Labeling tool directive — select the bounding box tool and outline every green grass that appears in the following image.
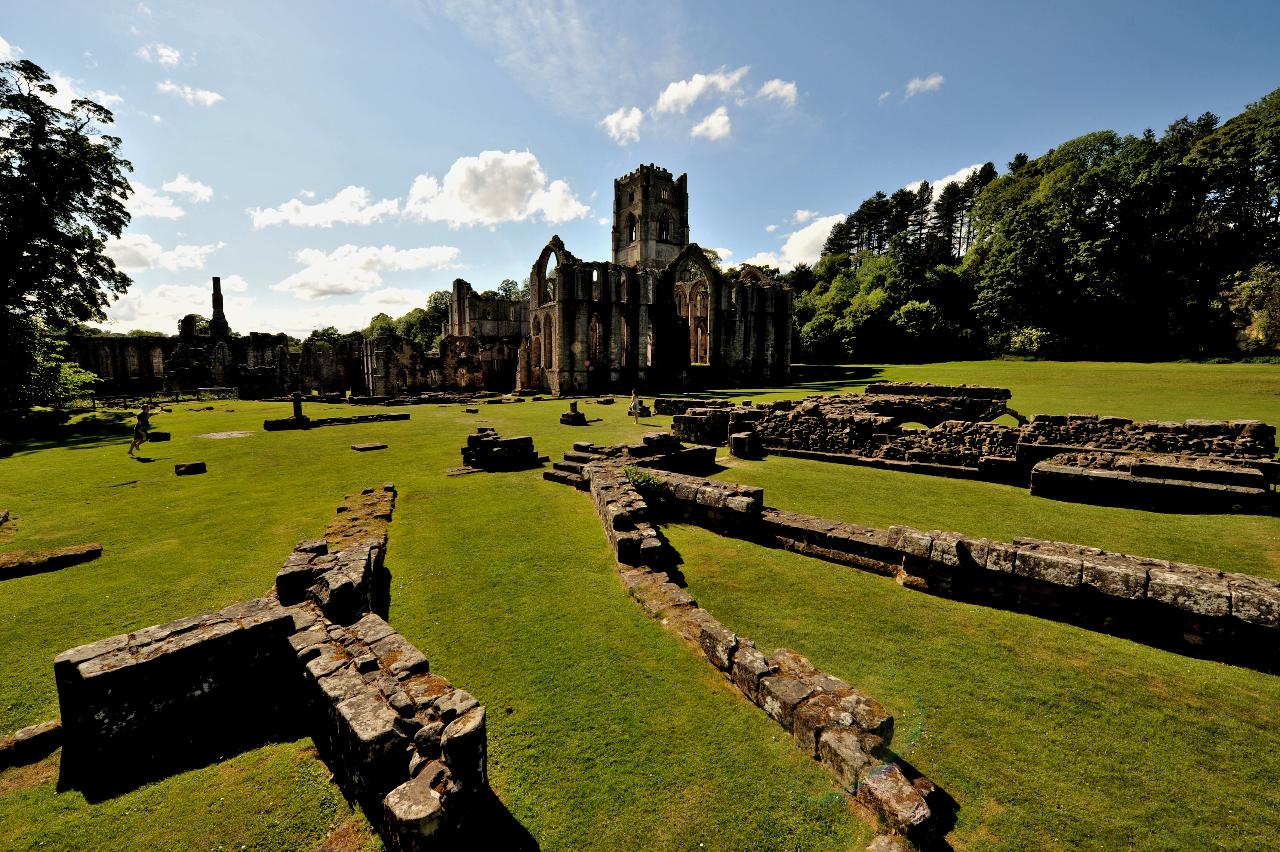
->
[0,360,1277,849]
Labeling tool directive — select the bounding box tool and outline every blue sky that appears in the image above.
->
[5,0,1279,335]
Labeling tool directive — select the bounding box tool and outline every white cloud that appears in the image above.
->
[792,209,816,224]
[598,217,610,226]
[128,182,185,219]
[162,173,213,203]
[600,106,643,144]
[83,51,97,68]
[107,233,224,272]
[150,114,162,123]
[691,106,731,141]
[272,244,462,300]
[741,214,843,273]
[249,185,399,229]
[904,163,984,200]
[764,224,778,233]
[157,80,223,107]
[359,287,429,309]
[708,247,733,262]
[0,36,21,61]
[904,72,944,99]
[404,150,588,228]
[299,190,316,199]
[878,90,891,105]
[40,71,123,113]
[756,79,797,108]
[220,274,250,292]
[136,3,152,16]
[656,66,748,114]
[136,42,181,66]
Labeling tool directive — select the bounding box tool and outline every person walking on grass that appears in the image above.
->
[628,388,643,424]
[128,402,157,457]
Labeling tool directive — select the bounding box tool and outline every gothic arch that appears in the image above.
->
[667,242,719,287]
[532,236,574,306]
[625,213,638,243]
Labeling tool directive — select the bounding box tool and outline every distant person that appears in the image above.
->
[628,388,643,424]
[128,402,157,457]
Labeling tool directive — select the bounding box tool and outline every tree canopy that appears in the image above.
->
[792,87,1280,362]
[0,59,134,407]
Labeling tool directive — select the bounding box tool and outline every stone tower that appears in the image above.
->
[209,276,230,340]
[612,164,689,267]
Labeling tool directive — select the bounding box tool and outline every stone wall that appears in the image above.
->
[632,470,1280,670]
[1030,452,1271,513]
[556,442,950,842]
[55,484,491,848]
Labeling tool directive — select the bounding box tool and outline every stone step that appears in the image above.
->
[542,469,583,489]
[553,460,585,475]
[563,451,596,463]
[572,442,605,455]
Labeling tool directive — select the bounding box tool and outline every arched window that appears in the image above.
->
[125,347,140,378]
[98,346,113,379]
[531,317,542,368]
[150,346,165,377]
[626,213,637,243]
[690,283,711,365]
[675,286,689,322]
[658,212,672,242]
[620,320,630,367]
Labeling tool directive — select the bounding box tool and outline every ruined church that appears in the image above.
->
[516,164,792,395]
[71,165,792,398]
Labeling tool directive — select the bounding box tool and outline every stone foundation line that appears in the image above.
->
[622,462,1280,671]
[546,437,951,845]
[0,543,102,581]
[664,383,1277,514]
[53,485,491,849]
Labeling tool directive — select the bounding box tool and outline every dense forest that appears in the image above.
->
[776,87,1280,362]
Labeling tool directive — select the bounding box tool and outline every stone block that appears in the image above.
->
[1014,547,1082,586]
[352,442,388,451]
[758,675,816,731]
[1081,554,1156,600]
[1228,573,1280,628]
[147,431,171,442]
[441,705,487,789]
[383,770,447,842]
[856,762,932,836]
[818,726,874,791]
[729,641,776,703]
[792,692,854,758]
[174,461,207,476]
[698,620,738,671]
[370,632,430,677]
[1148,563,1231,617]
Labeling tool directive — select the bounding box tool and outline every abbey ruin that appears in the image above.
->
[70,165,792,400]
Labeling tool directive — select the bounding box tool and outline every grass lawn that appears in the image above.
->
[0,359,1277,849]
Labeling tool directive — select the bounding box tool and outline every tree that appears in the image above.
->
[306,326,344,346]
[0,59,133,408]
[364,312,395,339]
[1231,264,1280,350]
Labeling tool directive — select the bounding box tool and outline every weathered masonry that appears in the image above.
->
[55,486,492,848]
[517,165,792,396]
[668,383,1278,513]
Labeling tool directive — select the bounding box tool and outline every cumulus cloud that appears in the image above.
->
[600,106,643,144]
[359,287,430,309]
[128,182,185,219]
[249,186,400,229]
[756,79,797,108]
[162,173,213,203]
[691,106,731,141]
[107,233,223,272]
[656,66,748,114]
[764,224,778,233]
[878,90,891,105]
[272,244,461,300]
[708,247,733,263]
[38,71,123,113]
[220,274,250,292]
[0,36,20,61]
[404,150,588,228]
[157,80,223,107]
[136,42,181,66]
[792,209,816,224]
[740,214,843,273]
[905,72,944,99]
[904,163,984,200]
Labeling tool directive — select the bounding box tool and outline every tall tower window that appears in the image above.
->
[658,212,672,242]
[626,213,637,243]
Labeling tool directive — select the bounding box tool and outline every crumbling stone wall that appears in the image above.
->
[1030,451,1271,513]
[56,485,490,848]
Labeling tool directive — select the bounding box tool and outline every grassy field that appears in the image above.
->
[0,360,1277,849]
